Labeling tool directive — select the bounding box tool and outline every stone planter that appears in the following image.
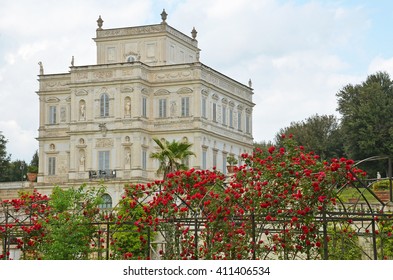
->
[227,166,236,173]
[374,190,390,202]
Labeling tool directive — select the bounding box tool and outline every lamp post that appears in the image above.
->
[20,163,25,182]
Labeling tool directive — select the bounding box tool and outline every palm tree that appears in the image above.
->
[150,138,196,179]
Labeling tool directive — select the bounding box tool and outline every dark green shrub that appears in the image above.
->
[372,179,391,191]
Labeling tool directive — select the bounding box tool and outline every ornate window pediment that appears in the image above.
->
[141,88,151,96]
[154,89,170,96]
[177,87,193,95]
[120,86,134,93]
[75,89,88,96]
[46,97,60,103]
[201,89,209,97]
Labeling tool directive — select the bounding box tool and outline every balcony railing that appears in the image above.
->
[88,170,116,180]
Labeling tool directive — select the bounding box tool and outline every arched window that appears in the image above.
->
[100,93,109,117]
[99,194,112,209]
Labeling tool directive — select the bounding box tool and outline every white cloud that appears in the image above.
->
[368,56,393,77]
[0,0,389,160]
[0,120,37,161]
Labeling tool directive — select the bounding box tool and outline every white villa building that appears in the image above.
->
[5,10,254,207]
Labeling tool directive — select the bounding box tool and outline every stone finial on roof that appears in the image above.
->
[191,27,197,40]
[161,9,168,24]
[97,15,104,30]
[38,61,44,75]
[248,79,252,88]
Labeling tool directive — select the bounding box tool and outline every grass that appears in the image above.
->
[336,188,379,203]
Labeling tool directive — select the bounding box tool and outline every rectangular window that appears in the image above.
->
[100,94,109,117]
[246,115,250,133]
[49,106,57,124]
[98,151,110,171]
[181,97,190,117]
[202,98,206,118]
[238,112,242,131]
[222,106,227,125]
[202,149,207,169]
[142,96,147,117]
[213,150,217,168]
[212,103,217,122]
[181,156,189,169]
[142,150,147,170]
[48,157,56,175]
[222,153,227,175]
[229,108,233,127]
[159,99,167,118]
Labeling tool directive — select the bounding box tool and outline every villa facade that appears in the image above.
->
[34,11,254,206]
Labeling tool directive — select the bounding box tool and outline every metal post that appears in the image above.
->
[371,218,378,260]
[388,157,392,203]
[147,227,151,259]
[106,221,110,260]
[322,206,328,260]
[194,216,198,260]
[251,213,256,260]
[3,204,8,260]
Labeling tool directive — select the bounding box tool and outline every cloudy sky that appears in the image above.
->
[1,0,393,162]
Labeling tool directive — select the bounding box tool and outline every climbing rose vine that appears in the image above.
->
[122,136,366,260]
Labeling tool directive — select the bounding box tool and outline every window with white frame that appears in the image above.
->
[48,157,56,175]
[202,98,207,118]
[202,149,207,169]
[246,114,251,134]
[98,151,110,171]
[159,99,167,118]
[238,111,242,131]
[222,105,227,125]
[142,96,147,118]
[213,150,218,168]
[229,108,233,128]
[100,93,109,117]
[99,194,112,209]
[222,153,227,175]
[181,97,190,117]
[212,103,217,122]
[142,149,147,170]
[49,106,57,124]
[181,156,190,169]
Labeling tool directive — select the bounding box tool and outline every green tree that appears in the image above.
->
[337,72,393,175]
[150,138,196,179]
[38,185,105,259]
[274,114,344,159]
[110,196,151,259]
[28,150,39,173]
[253,140,274,152]
[0,132,11,182]
[7,160,27,182]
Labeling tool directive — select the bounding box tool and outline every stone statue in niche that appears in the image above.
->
[80,155,85,166]
[125,100,131,116]
[79,153,85,172]
[170,101,177,117]
[80,103,86,120]
[125,149,131,169]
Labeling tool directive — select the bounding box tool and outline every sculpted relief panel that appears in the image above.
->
[96,138,114,148]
